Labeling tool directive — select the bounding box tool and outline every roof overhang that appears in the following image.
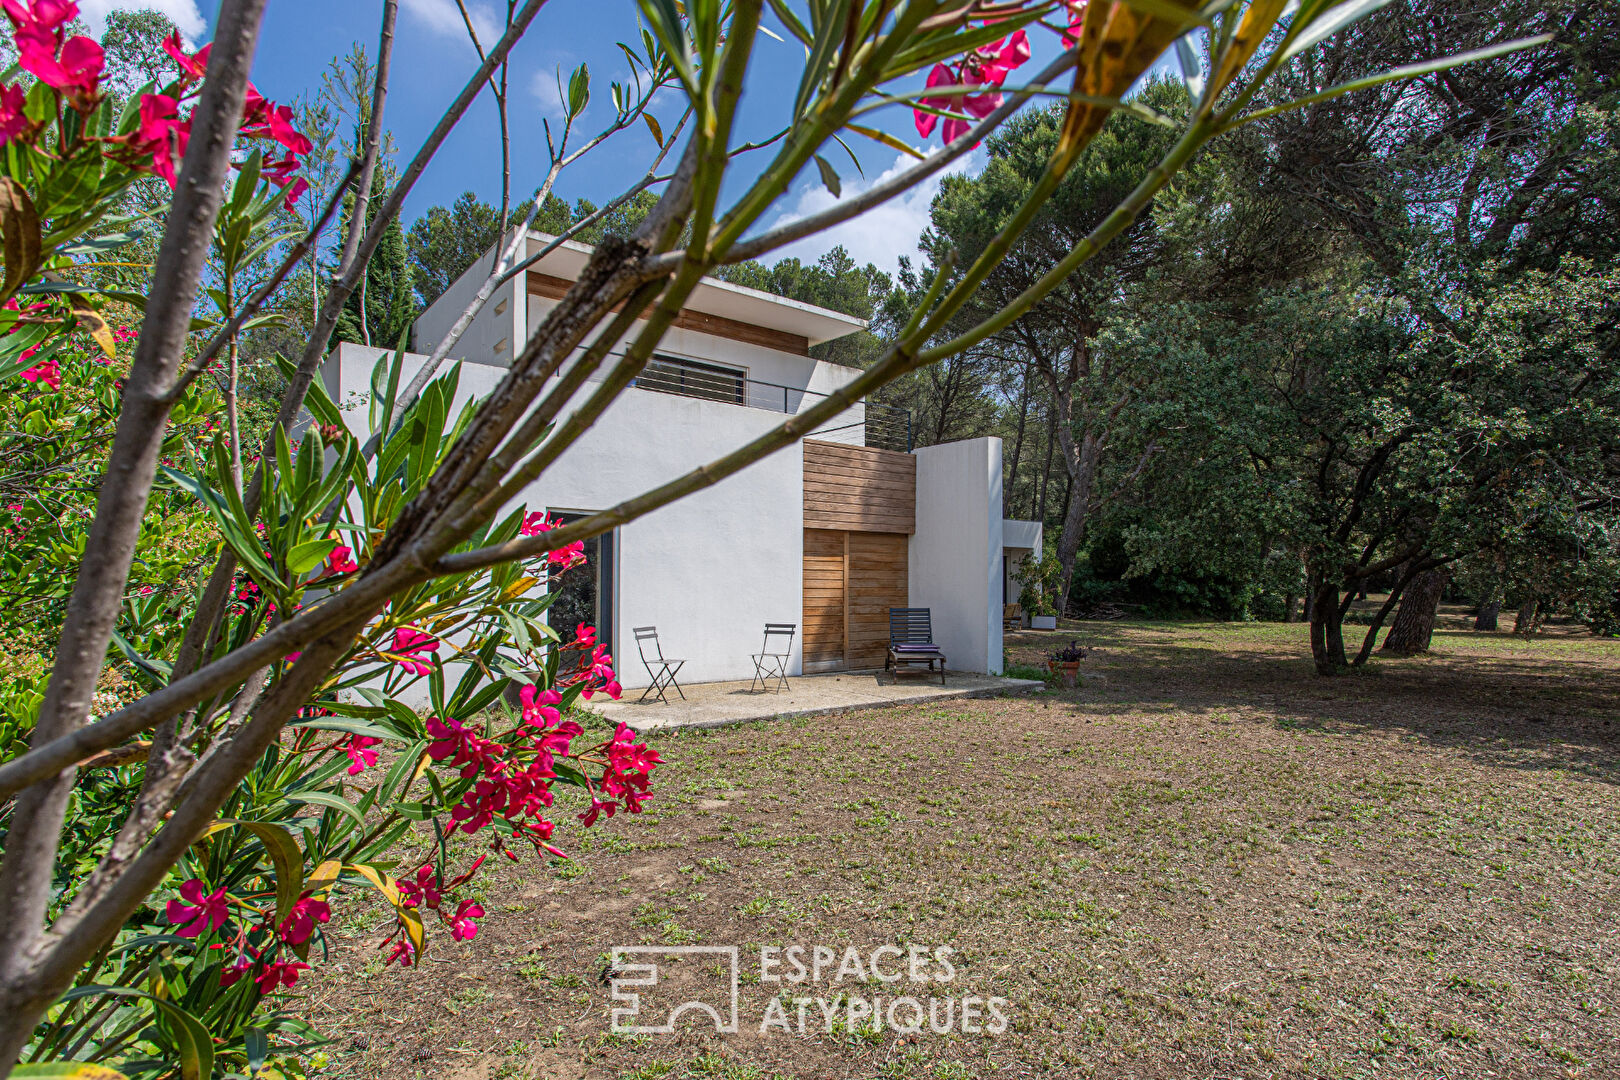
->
[522,233,869,347]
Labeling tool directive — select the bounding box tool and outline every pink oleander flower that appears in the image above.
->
[325,544,358,575]
[912,30,1031,145]
[519,684,561,729]
[448,900,485,941]
[385,938,415,967]
[218,947,259,988]
[582,678,621,701]
[1062,0,1087,49]
[342,734,380,775]
[160,30,209,81]
[580,723,661,826]
[254,959,308,992]
[21,357,60,390]
[165,879,229,938]
[277,895,332,945]
[133,92,188,187]
[5,2,104,102]
[519,510,587,567]
[397,865,442,909]
[574,623,597,648]
[0,83,30,146]
[262,148,309,210]
[391,626,438,675]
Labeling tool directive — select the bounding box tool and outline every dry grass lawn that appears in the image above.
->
[302,617,1620,1080]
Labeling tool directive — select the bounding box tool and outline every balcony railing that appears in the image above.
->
[631,358,912,452]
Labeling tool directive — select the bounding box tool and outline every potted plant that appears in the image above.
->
[1047,640,1087,688]
[1015,549,1061,630]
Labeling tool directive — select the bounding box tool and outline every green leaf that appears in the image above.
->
[845,122,924,160]
[1279,0,1394,61]
[551,760,592,790]
[291,715,398,741]
[1229,35,1553,127]
[221,819,305,925]
[568,62,591,118]
[57,987,212,1080]
[287,537,338,577]
[286,789,367,827]
[13,1064,131,1079]
[245,1027,269,1077]
[814,154,841,198]
[109,627,173,684]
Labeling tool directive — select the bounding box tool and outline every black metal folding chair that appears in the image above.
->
[749,623,796,693]
[885,607,947,684]
[633,626,686,704]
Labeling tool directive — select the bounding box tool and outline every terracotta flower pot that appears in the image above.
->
[1047,660,1081,688]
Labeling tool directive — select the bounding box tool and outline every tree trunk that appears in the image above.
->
[1050,385,1100,617]
[1308,577,1348,674]
[1474,592,1501,631]
[1035,401,1056,522]
[1514,598,1540,635]
[1006,373,1030,517]
[1379,567,1449,654]
[1282,593,1296,622]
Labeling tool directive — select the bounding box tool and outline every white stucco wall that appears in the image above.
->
[909,438,1004,674]
[524,294,867,444]
[410,230,524,367]
[1001,518,1044,609]
[325,342,807,697]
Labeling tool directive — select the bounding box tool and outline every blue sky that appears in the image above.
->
[79,0,1178,276]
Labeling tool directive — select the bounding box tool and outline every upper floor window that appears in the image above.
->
[636,354,746,405]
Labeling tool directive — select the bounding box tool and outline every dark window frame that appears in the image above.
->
[636,353,747,405]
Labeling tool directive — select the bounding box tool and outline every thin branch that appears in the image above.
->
[0,0,271,1052]
[165,158,362,401]
[651,52,1078,274]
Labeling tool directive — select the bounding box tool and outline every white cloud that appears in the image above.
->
[399,0,500,47]
[529,68,566,118]
[78,0,206,39]
[758,149,983,278]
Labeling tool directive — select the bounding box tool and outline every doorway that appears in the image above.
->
[547,512,615,655]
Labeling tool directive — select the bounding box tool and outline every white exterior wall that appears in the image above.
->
[1001,518,1044,608]
[524,296,866,444]
[326,328,852,693]
[410,231,524,367]
[909,438,1004,674]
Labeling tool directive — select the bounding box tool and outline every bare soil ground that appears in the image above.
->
[302,616,1620,1080]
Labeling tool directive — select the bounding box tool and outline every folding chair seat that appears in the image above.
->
[750,623,796,693]
[633,626,685,704]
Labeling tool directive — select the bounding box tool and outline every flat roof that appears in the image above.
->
[523,233,869,348]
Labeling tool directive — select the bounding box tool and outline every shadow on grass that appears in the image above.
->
[1008,620,1620,787]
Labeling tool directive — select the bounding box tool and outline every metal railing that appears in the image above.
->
[631,357,912,452]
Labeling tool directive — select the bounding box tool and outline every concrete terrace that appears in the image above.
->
[584,670,1044,732]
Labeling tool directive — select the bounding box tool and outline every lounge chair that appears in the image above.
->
[1003,602,1024,632]
[886,607,946,684]
[749,623,796,694]
[632,626,686,704]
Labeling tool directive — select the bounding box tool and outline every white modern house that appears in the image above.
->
[323,231,1042,690]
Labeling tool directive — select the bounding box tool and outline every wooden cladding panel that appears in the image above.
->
[803,439,915,534]
[802,529,846,665]
[847,532,909,669]
[528,272,809,355]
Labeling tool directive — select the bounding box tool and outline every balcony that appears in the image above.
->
[632,354,912,452]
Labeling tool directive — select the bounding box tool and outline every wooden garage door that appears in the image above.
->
[802,529,908,671]
[847,532,908,669]
[803,529,846,671]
